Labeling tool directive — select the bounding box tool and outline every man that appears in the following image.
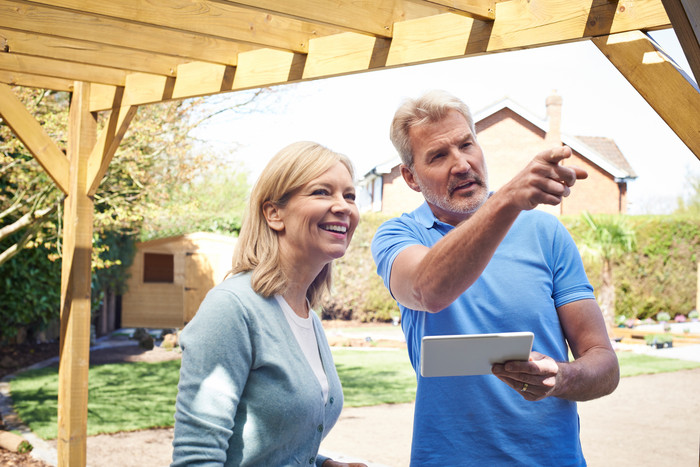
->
[371,90,619,466]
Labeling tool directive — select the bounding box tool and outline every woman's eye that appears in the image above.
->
[345,193,356,201]
[312,189,330,196]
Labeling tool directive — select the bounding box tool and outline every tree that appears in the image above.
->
[578,212,636,335]
[0,89,67,267]
[1,86,267,340]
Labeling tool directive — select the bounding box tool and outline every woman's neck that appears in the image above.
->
[279,258,319,319]
[281,284,310,319]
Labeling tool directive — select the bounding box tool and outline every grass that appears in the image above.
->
[8,348,700,440]
[9,360,181,440]
[331,348,416,407]
[617,351,700,377]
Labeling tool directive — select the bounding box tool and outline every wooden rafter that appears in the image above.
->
[86,88,137,196]
[593,30,700,160]
[0,83,69,193]
[659,0,700,83]
[0,0,672,99]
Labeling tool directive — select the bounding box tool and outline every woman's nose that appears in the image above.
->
[332,194,353,213]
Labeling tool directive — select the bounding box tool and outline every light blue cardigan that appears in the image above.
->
[172,272,343,466]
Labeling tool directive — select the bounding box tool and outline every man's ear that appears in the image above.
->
[400,164,422,193]
[262,201,285,232]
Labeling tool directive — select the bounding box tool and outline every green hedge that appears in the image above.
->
[324,212,699,323]
[0,232,137,344]
[565,214,699,321]
[0,242,62,342]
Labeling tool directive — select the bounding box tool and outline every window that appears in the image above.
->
[143,253,174,283]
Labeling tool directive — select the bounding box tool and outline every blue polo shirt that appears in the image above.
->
[372,202,593,466]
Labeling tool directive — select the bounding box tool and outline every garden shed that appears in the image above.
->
[121,232,237,329]
[0,1,698,466]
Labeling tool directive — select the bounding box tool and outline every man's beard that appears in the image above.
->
[414,171,489,217]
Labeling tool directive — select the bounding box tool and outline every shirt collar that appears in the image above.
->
[413,192,496,230]
[413,201,452,230]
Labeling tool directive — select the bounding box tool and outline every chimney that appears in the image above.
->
[545,90,562,146]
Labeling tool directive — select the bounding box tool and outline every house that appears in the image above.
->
[121,232,237,329]
[359,93,637,216]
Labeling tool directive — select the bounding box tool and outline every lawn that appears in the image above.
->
[8,348,700,440]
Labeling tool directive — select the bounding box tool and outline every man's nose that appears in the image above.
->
[449,149,471,174]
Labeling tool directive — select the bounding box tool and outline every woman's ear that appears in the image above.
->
[262,201,285,232]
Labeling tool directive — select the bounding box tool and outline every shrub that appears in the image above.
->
[0,242,61,343]
[656,311,671,322]
[566,214,699,322]
[322,212,397,322]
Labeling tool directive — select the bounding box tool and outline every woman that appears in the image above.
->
[172,142,366,467]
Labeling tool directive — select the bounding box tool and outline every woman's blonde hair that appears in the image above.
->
[231,141,355,308]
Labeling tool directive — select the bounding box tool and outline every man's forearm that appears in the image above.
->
[553,348,620,401]
[410,193,521,311]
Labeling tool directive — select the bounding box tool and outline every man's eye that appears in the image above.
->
[461,142,472,150]
[431,153,445,162]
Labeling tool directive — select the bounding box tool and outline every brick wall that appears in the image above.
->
[381,165,426,215]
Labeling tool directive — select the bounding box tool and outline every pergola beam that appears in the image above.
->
[593,30,700,160]
[0,28,187,77]
[57,81,95,466]
[659,0,700,83]
[84,0,672,112]
[0,69,74,91]
[23,0,345,53]
[87,88,137,196]
[0,83,69,193]
[0,0,251,66]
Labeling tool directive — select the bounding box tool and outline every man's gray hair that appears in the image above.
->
[389,90,476,167]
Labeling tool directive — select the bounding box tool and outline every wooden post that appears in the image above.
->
[57,81,96,467]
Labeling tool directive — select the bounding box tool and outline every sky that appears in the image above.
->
[193,29,699,215]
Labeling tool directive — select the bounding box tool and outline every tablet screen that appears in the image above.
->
[420,332,534,377]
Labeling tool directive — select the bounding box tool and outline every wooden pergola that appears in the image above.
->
[0,1,698,465]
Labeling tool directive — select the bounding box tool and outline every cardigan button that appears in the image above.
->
[308,457,315,464]
[329,397,334,404]
[317,424,323,432]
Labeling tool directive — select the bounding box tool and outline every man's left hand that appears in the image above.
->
[491,351,561,401]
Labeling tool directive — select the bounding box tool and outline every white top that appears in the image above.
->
[275,295,329,402]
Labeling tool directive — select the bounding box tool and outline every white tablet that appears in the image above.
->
[420,331,534,377]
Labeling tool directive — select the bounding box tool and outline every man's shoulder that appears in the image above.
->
[515,209,562,229]
[378,203,434,230]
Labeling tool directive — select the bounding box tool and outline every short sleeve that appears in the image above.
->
[371,218,421,297]
[550,221,595,308]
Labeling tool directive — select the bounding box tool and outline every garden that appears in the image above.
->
[2,327,700,466]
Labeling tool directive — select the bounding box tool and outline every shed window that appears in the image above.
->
[143,253,174,283]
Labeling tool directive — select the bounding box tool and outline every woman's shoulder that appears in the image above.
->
[210,271,275,304]
[185,271,277,331]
